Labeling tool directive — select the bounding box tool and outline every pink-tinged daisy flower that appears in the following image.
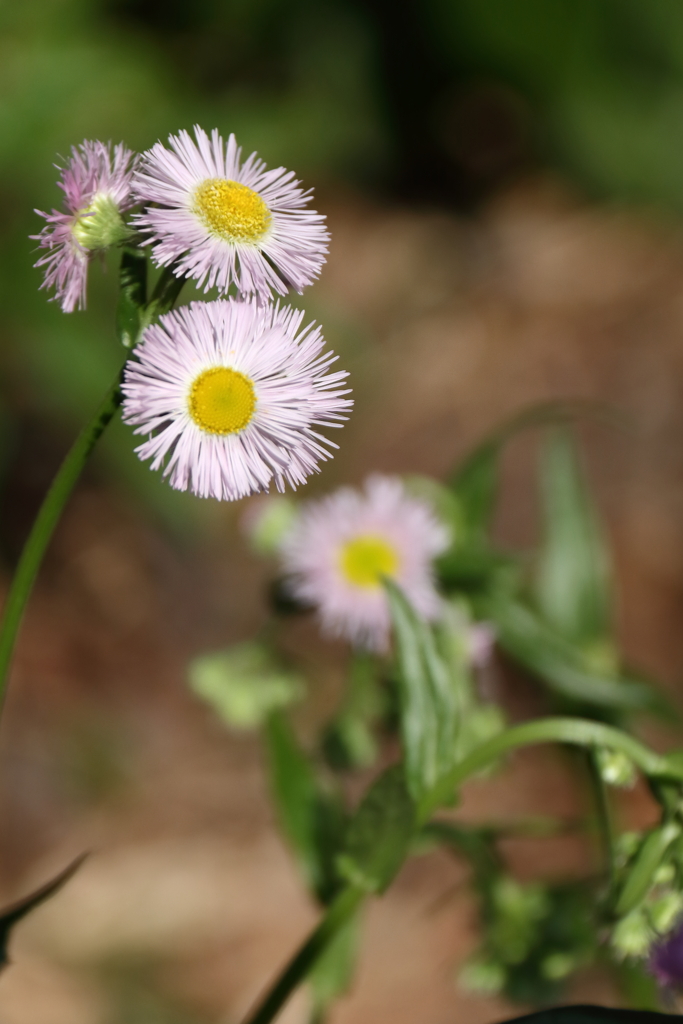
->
[33,141,137,312]
[281,476,450,651]
[121,298,351,501]
[132,126,329,299]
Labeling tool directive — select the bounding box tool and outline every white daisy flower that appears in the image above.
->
[121,298,352,501]
[132,126,329,299]
[281,475,450,651]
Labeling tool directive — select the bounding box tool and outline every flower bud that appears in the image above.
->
[649,892,683,936]
[595,747,637,789]
[611,909,653,958]
[72,193,132,251]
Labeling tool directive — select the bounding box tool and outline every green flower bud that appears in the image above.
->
[72,193,132,250]
[653,863,676,887]
[649,892,683,936]
[595,748,637,789]
[611,909,653,958]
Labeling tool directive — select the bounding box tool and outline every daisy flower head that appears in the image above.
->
[132,126,329,300]
[33,140,137,312]
[282,475,451,652]
[122,298,352,501]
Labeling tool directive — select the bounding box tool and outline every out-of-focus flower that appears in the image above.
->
[133,126,329,299]
[468,621,496,668]
[649,920,683,986]
[33,141,137,312]
[281,475,449,651]
[122,298,351,501]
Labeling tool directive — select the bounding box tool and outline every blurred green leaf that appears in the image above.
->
[535,429,611,646]
[449,439,500,540]
[0,854,86,972]
[265,712,345,904]
[337,764,415,893]
[385,579,460,799]
[488,597,660,713]
[188,643,303,730]
[448,402,619,543]
[615,822,681,917]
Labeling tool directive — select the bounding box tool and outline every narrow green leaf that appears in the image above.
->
[0,854,87,971]
[535,430,611,645]
[116,248,147,348]
[337,765,415,893]
[615,822,681,917]
[489,597,659,713]
[265,713,345,904]
[385,580,460,799]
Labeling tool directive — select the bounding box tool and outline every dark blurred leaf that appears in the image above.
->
[265,713,345,904]
[437,541,516,593]
[385,579,460,799]
[489,597,660,713]
[502,1007,675,1023]
[613,959,663,1013]
[337,765,415,893]
[0,854,87,971]
[535,429,611,645]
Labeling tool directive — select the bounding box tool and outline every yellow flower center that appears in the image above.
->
[340,534,399,589]
[192,178,272,244]
[188,367,256,435]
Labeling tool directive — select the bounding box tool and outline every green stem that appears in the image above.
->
[241,886,364,1024]
[419,716,683,823]
[0,372,123,712]
[588,750,617,890]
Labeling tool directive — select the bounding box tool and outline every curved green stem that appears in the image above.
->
[0,373,123,712]
[419,716,683,822]
[241,885,364,1024]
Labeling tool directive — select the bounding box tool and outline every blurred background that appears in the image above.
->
[5,1,683,1021]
